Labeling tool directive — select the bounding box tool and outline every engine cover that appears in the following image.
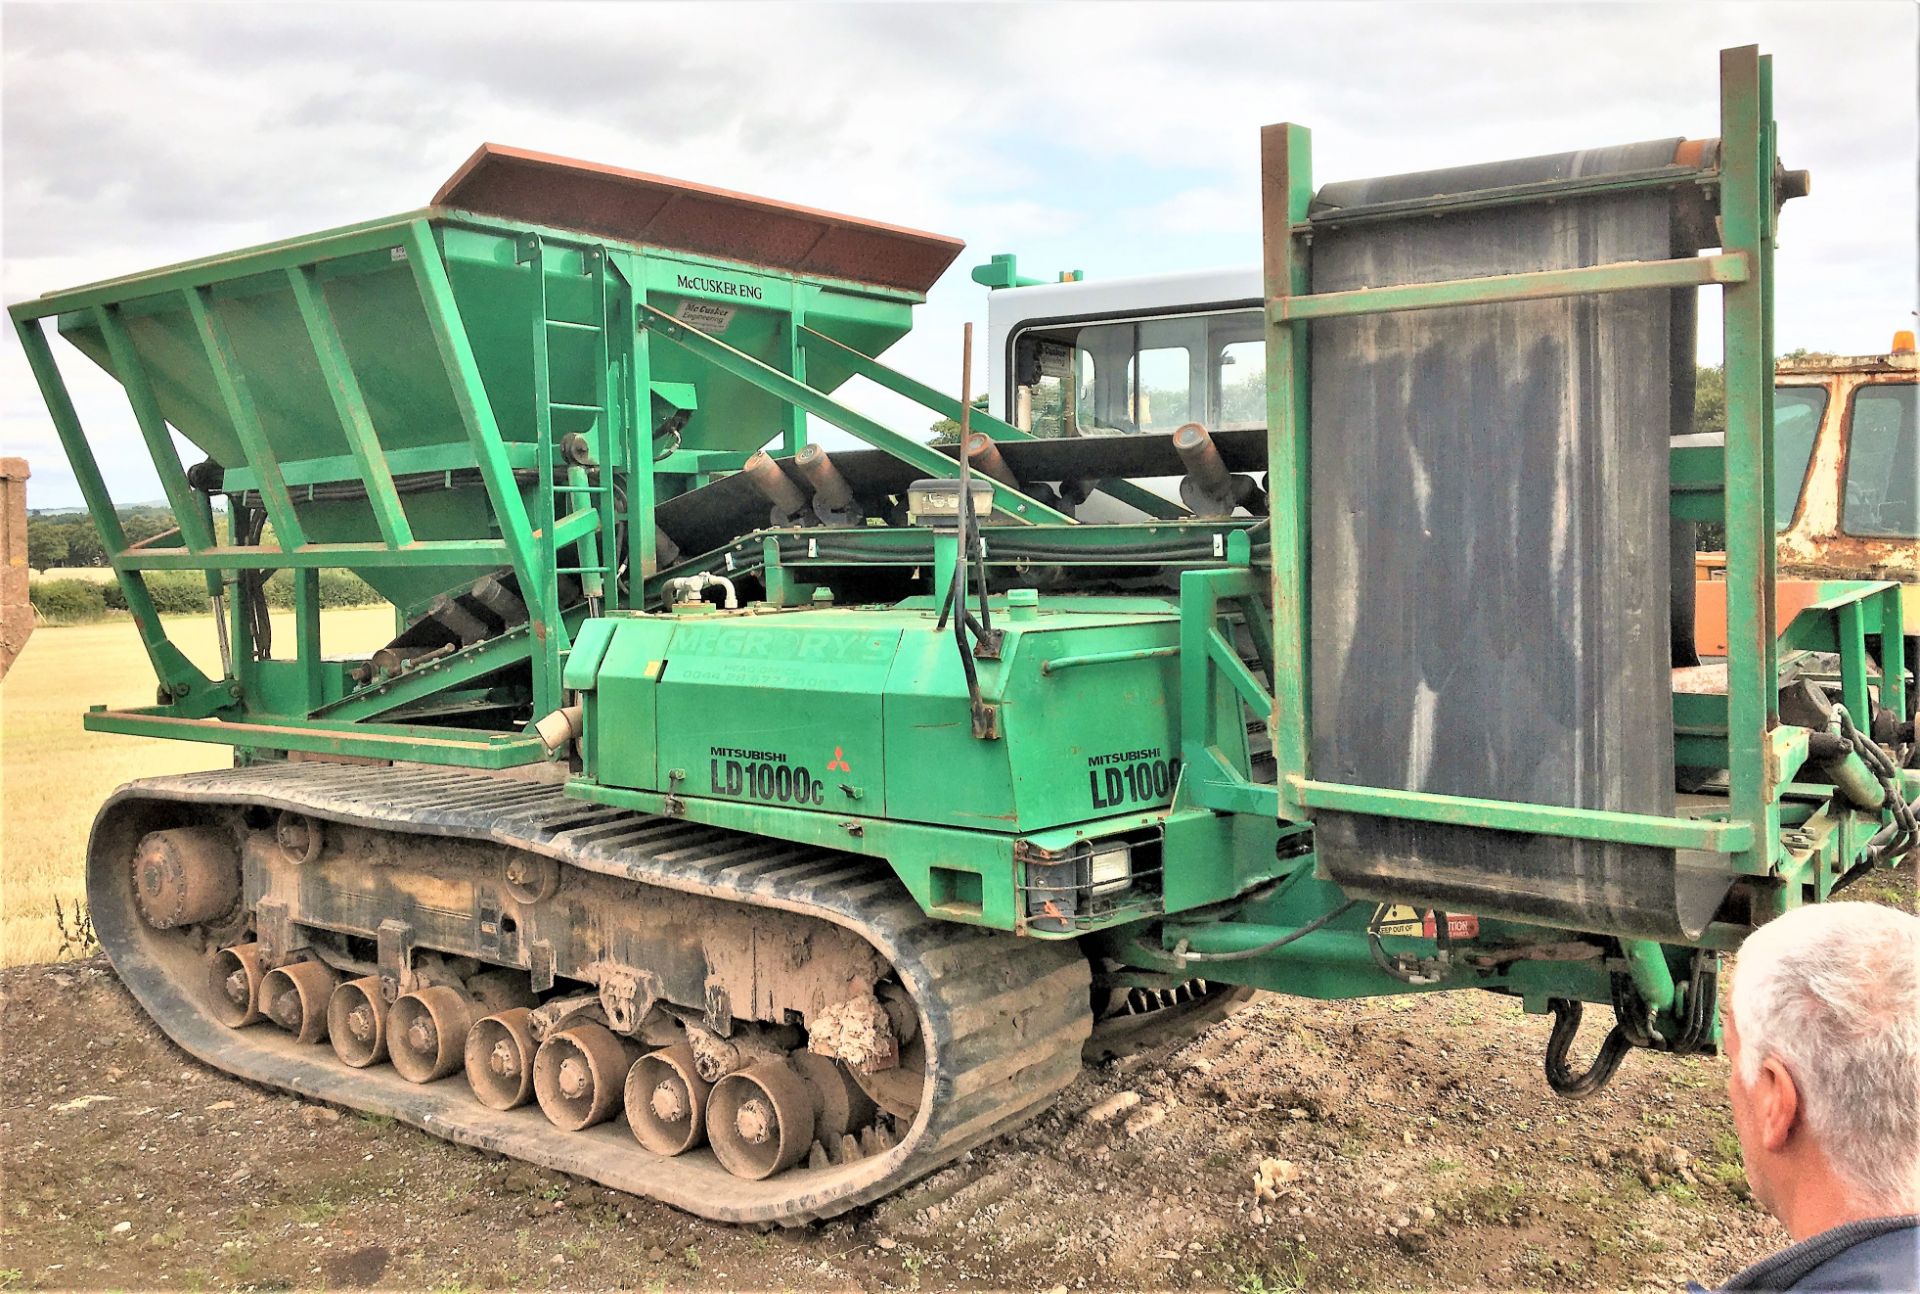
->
[566,595,1237,835]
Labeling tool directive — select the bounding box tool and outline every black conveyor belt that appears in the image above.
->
[655,427,1265,556]
[1304,140,1729,941]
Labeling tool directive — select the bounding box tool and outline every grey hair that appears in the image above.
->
[1730,900,1920,1208]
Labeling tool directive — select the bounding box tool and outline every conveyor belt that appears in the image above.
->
[1303,141,1729,941]
[656,428,1265,554]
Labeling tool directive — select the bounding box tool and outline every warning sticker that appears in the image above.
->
[1369,904,1480,940]
[674,299,736,335]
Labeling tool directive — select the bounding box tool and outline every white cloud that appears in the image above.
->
[3,1,1914,506]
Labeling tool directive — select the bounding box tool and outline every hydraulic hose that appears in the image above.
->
[1175,899,1360,963]
[1837,707,1919,865]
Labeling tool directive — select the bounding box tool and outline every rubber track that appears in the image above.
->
[87,764,1093,1226]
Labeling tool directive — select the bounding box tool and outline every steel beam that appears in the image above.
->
[403,219,560,714]
[1290,779,1755,852]
[1718,45,1778,878]
[10,316,217,703]
[640,304,1075,525]
[286,265,414,547]
[1261,122,1314,800]
[1271,253,1748,322]
[114,540,510,570]
[185,286,307,549]
[84,706,546,768]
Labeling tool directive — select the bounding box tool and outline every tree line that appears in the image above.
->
[25,505,178,570]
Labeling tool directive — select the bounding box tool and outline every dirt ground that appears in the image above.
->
[12,929,1870,1294]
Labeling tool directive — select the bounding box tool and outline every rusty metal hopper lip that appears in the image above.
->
[433,142,966,296]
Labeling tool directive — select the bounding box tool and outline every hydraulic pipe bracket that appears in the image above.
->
[792,444,862,525]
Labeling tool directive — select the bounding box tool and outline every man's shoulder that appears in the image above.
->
[1718,1216,1919,1293]
[1793,1221,1920,1293]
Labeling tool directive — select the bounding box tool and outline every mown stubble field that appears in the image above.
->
[1,607,393,964]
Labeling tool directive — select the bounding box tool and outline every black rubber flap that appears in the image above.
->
[1305,169,1729,941]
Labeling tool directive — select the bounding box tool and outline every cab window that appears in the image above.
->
[1014,342,1095,438]
[1216,339,1266,428]
[1011,307,1262,437]
[1772,386,1827,530]
[1842,383,1919,537]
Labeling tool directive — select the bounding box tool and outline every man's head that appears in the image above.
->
[1725,901,1920,1232]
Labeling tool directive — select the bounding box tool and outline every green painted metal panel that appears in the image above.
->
[579,616,673,791]
[575,597,1220,838]
[654,616,899,815]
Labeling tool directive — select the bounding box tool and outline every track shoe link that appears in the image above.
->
[86,763,1093,1224]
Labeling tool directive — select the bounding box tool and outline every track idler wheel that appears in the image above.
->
[793,1051,877,1141]
[849,1036,926,1121]
[327,976,390,1068]
[389,986,473,1083]
[260,960,340,1044]
[465,1007,538,1110]
[132,827,238,929]
[208,942,268,1027]
[625,1044,711,1156]
[534,1024,637,1131]
[708,1061,817,1180]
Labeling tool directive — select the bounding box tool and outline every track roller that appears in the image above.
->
[260,960,340,1044]
[208,943,268,1027]
[708,1061,816,1180]
[465,1007,538,1110]
[534,1023,638,1131]
[624,1044,711,1155]
[389,986,472,1082]
[327,976,390,1068]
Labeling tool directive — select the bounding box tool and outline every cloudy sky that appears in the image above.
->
[3,1,1915,510]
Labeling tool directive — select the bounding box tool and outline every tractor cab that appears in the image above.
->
[1695,334,1918,676]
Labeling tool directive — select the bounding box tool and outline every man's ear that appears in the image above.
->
[1754,1054,1801,1152]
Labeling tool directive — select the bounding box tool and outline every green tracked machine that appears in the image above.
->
[12,47,1917,1224]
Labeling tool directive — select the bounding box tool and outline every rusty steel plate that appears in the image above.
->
[433,144,965,295]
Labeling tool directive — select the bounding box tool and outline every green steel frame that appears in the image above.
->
[1253,44,1906,915]
[10,205,1144,764]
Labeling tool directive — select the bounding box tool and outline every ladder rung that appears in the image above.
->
[548,402,603,413]
[546,319,602,333]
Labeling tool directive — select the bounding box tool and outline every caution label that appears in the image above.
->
[1369,904,1480,940]
[674,299,736,335]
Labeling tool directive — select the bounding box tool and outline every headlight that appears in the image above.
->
[1088,844,1132,897]
[1022,838,1138,928]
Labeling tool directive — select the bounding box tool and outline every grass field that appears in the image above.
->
[0,606,393,965]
